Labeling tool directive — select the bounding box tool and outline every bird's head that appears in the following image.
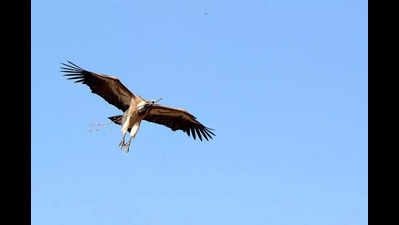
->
[149,98,163,105]
[139,98,162,115]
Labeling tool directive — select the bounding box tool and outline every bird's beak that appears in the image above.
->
[154,98,162,104]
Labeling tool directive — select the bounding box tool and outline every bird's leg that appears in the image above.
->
[123,121,141,153]
[119,132,127,150]
[124,136,134,153]
[120,117,131,150]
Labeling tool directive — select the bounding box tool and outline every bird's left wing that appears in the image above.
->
[61,61,134,112]
[143,105,215,141]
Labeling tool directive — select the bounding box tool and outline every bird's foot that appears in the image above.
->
[119,142,131,153]
[124,140,133,153]
[119,140,125,149]
[119,140,129,152]
[124,144,130,154]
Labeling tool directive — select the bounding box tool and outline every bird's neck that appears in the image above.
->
[137,102,151,115]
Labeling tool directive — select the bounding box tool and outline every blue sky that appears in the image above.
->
[32,0,368,224]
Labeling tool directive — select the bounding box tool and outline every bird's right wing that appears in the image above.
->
[61,61,134,112]
[143,104,215,141]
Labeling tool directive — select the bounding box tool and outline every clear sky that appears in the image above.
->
[32,0,368,224]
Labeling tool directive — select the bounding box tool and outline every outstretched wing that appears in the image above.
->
[143,105,215,141]
[61,61,134,112]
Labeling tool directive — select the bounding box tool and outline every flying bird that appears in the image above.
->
[61,61,215,153]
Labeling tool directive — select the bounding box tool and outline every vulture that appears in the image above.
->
[61,61,215,153]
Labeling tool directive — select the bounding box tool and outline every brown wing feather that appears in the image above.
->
[61,61,134,112]
[143,105,215,141]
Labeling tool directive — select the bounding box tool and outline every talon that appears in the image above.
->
[119,133,127,150]
[124,137,133,153]
[119,139,126,147]
[119,143,126,152]
[124,143,130,153]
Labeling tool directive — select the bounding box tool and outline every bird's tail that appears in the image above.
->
[108,115,123,125]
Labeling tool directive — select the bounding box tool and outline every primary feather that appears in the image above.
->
[61,61,134,112]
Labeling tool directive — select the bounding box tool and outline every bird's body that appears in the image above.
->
[61,61,215,153]
[119,97,148,148]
